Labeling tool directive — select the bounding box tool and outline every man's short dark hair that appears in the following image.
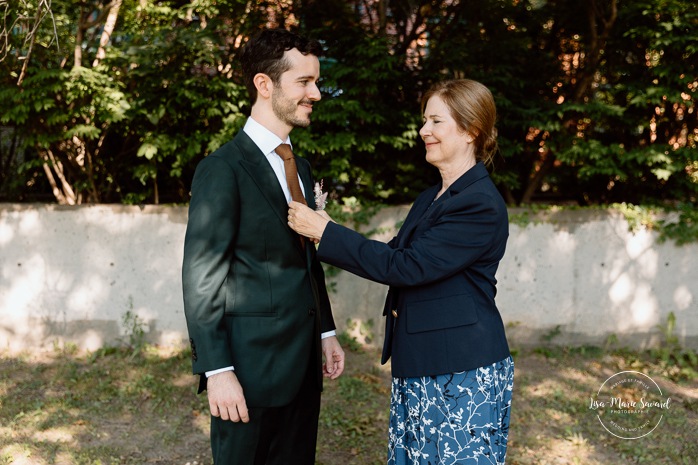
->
[239,28,323,104]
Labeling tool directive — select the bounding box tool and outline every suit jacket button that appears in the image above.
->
[309,307,316,316]
[391,309,398,318]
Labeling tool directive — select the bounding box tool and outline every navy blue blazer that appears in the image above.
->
[318,162,510,377]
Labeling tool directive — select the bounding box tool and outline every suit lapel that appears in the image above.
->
[296,160,317,263]
[235,132,292,229]
[299,162,316,210]
[235,131,311,259]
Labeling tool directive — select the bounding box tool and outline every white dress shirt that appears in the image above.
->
[244,117,306,202]
[206,118,335,378]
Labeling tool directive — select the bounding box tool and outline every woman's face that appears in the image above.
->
[419,95,474,168]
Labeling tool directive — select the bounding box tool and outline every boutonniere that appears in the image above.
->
[314,180,328,211]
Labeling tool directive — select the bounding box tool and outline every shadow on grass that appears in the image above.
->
[1,343,696,465]
[509,345,698,465]
[0,347,211,464]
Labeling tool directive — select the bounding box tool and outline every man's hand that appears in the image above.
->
[321,336,345,380]
[207,371,249,423]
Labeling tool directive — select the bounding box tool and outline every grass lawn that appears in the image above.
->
[1,335,696,465]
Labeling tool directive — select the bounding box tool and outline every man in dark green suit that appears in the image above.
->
[182,28,345,464]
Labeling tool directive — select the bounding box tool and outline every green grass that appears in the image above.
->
[1,341,696,464]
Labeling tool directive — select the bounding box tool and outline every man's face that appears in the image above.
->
[271,48,321,128]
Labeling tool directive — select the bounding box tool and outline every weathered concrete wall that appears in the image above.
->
[0,204,188,352]
[1,203,696,353]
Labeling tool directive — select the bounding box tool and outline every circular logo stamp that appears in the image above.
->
[589,371,671,439]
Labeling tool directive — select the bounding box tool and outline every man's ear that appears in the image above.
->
[253,73,273,100]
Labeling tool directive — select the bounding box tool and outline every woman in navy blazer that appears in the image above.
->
[289,79,514,465]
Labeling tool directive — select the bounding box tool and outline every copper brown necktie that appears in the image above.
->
[276,143,307,249]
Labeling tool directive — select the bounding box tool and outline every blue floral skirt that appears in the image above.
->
[388,356,514,465]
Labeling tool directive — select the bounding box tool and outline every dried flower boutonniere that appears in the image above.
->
[313,180,328,211]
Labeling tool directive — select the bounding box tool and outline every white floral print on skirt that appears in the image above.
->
[388,356,514,465]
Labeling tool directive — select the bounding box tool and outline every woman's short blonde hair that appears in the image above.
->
[421,79,499,166]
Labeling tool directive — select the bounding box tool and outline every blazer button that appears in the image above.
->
[308,307,316,316]
[391,309,398,318]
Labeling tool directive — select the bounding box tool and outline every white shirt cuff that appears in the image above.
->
[205,331,336,377]
[205,366,234,378]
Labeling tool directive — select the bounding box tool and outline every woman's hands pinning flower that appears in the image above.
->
[288,200,333,242]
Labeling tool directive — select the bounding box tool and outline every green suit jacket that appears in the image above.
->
[181,130,336,407]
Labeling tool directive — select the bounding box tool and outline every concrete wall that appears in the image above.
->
[1,203,696,353]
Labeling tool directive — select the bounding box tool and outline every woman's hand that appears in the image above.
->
[288,201,331,241]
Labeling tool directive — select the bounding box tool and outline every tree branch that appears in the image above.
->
[17,1,43,85]
[42,148,78,205]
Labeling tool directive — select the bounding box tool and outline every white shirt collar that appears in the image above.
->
[243,117,291,156]
[241,117,304,203]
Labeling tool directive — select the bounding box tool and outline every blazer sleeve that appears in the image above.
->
[317,191,504,287]
[182,154,239,374]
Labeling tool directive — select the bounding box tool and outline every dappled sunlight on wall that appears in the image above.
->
[0,217,14,246]
[0,204,696,352]
[67,275,110,316]
[0,204,189,352]
[674,286,693,311]
[605,227,661,332]
[498,224,578,330]
[496,208,697,348]
[1,254,44,322]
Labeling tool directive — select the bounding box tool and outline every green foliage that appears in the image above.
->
[337,330,363,353]
[324,198,383,230]
[509,202,698,244]
[345,318,375,345]
[612,202,698,244]
[613,202,658,232]
[0,0,696,208]
[540,325,563,344]
[649,312,698,381]
[533,313,698,383]
[657,203,698,245]
[120,306,147,358]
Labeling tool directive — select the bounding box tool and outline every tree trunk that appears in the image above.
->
[520,152,556,205]
[93,0,122,67]
[574,0,617,102]
[74,6,86,68]
[42,149,79,205]
[522,0,617,204]
[153,164,159,204]
[0,127,19,192]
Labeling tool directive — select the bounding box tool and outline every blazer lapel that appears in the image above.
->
[396,163,491,247]
[447,162,490,195]
[396,184,439,247]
